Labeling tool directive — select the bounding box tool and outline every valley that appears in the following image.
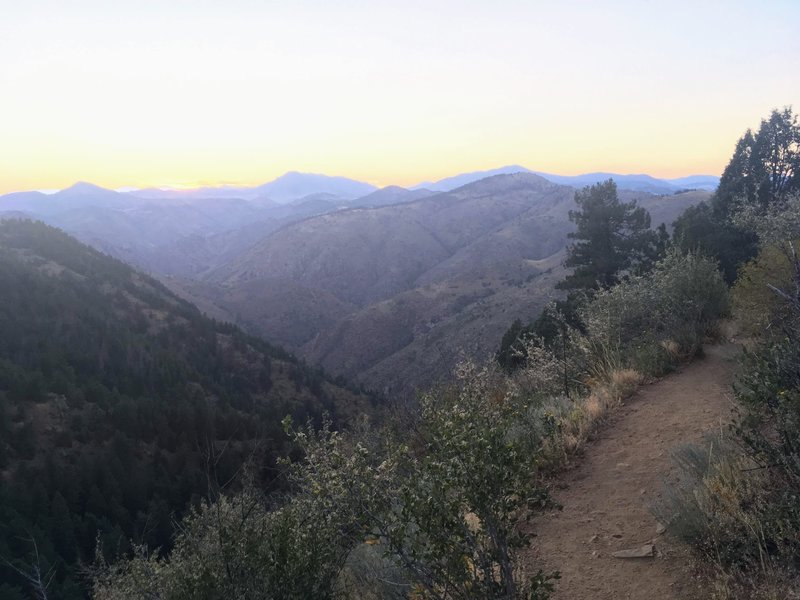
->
[0,170,710,397]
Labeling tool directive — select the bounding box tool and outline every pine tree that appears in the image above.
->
[558,179,656,291]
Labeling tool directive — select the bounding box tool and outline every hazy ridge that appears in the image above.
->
[0,170,712,396]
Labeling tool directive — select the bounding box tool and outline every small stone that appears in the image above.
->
[588,534,599,543]
[640,488,646,495]
[612,544,655,559]
[656,523,667,535]
[611,533,623,539]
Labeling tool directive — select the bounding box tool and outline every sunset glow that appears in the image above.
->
[1,0,798,193]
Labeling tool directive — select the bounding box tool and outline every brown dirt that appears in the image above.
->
[526,343,739,599]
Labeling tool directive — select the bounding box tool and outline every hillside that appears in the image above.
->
[0,175,710,397]
[414,166,719,194]
[188,175,708,395]
[0,219,371,599]
[0,182,440,281]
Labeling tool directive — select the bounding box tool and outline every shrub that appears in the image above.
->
[581,249,729,375]
[93,364,559,600]
[733,244,796,336]
[92,486,365,600]
[658,435,800,599]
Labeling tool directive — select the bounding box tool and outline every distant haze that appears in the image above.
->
[0,167,720,199]
[0,171,712,396]
[1,1,798,193]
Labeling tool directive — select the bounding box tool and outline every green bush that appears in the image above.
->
[658,438,775,568]
[733,244,797,336]
[580,249,729,376]
[93,365,559,600]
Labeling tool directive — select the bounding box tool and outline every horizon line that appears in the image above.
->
[2,166,722,196]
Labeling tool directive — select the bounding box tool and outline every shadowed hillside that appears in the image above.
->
[0,219,371,598]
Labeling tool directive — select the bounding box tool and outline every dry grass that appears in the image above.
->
[701,564,800,600]
[660,339,681,361]
[609,368,644,399]
[658,437,800,600]
[541,369,644,465]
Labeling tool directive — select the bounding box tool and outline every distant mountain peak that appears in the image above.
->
[414,165,533,191]
[449,171,554,194]
[416,166,719,194]
[253,172,377,204]
[58,181,117,196]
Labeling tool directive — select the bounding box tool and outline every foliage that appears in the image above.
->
[507,335,571,400]
[378,362,553,599]
[656,436,797,596]
[580,249,729,372]
[674,107,800,284]
[558,180,660,291]
[715,107,799,216]
[92,482,364,600]
[93,362,559,600]
[672,202,757,284]
[496,294,586,377]
[496,319,527,373]
[732,244,796,336]
[666,178,800,596]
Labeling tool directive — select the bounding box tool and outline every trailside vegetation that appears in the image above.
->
[658,108,800,598]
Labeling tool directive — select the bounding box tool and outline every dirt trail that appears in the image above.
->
[527,343,739,600]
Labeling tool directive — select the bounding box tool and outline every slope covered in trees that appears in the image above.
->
[0,219,372,599]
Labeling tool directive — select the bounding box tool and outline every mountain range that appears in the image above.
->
[0,168,715,396]
[178,174,709,395]
[3,165,718,208]
[413,166,719,194]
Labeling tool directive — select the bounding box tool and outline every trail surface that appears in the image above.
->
[528,343,738,600]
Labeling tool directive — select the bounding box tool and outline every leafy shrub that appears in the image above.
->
[92,484,367,600]
[581,249,729,375]
[732,244,796,336]
[629,337,675,378]
[94,364,559,600]
[658,433,800,599]
[735,334,800,560]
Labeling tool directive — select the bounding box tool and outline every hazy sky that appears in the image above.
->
[1,0,798,193]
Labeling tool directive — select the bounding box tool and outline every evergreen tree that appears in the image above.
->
[715,107,799,215]
[496,319,525,372]
[558,179,656,291]
[674,107,799,283]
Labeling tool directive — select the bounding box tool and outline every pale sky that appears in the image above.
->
[1,0,798,193]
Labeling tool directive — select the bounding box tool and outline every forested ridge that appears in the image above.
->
[0,220,372,599]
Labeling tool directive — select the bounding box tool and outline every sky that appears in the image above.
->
[1,0,799,194]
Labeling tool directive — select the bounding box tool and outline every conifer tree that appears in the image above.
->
[558,179,656,291]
